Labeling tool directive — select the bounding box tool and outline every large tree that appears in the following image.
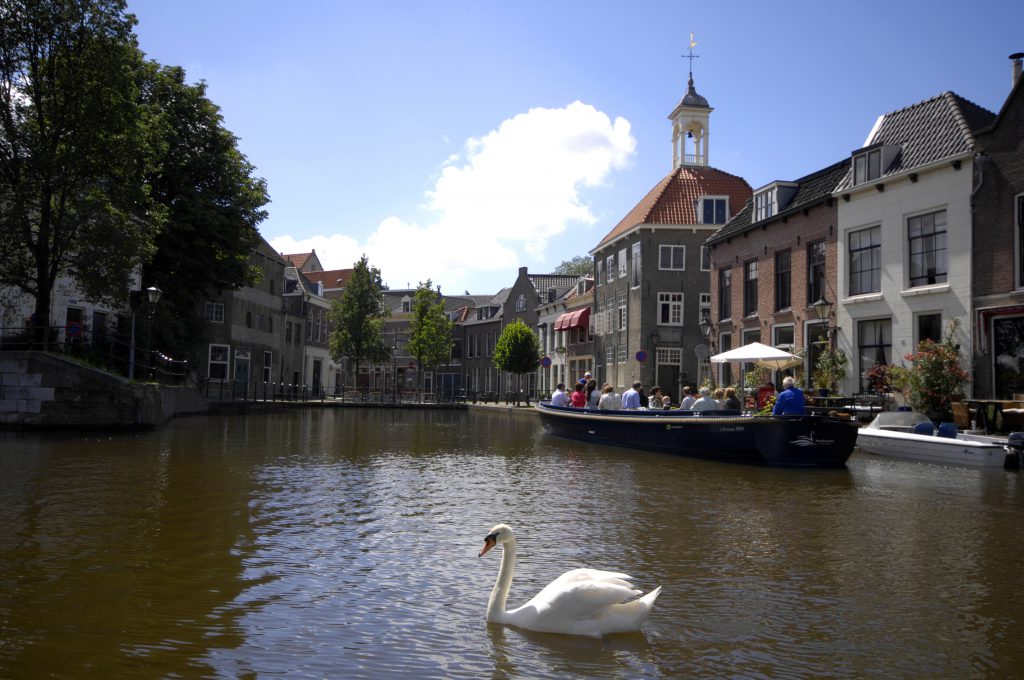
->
[553,255,592,278]
[405,280,453,393]
[0,0,162,333]
[328,255,390,389]
[493,318,541,406]
[138,62,268,362]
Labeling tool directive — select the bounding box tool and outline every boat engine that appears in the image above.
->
[1005,432,1024,470]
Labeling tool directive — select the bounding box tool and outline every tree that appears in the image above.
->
[553,255,592,278]
[493,318,541,406]
[328,255,390,389]
[138,62,268,363]
[405,280,453,394]
[0,0,162,336]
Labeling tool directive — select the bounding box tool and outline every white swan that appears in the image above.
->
[478,523,661,638]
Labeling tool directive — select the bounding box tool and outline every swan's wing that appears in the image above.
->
[525,569,643,619]
[545,567,637,592]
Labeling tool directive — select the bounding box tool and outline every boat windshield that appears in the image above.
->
[867,411,932,430]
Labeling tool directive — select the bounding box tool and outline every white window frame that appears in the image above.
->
[657,292,684,326]
[606,344,615,365]
[630,242,641,288]
[516,294,525,311]
[656,347,681,366]
[754,189,776,222]
[596,259,604,285]
[699,293,711,325]
[205,301,225,323]
[1017,193,1024,290]
[698,196,729,225]
[700,245,711,272]
[606,255,615,283]
[617,345,627,364]
[618,290,627,331]
[618,248,627,278]
[209,344,230,380]
[659,245,686,271]
[263,351,273,383]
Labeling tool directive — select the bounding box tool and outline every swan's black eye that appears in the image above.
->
[486,532,498,542]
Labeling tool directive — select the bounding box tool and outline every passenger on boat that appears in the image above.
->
[772,376,806,415]
[586,379,601,409]
[690,387,719,411]
[648,386,662,407]
[679,386,697,410]
[638,387,649,408]
[723,387,742,411]
[757,381,776,409]
[598,384,622,410]
[621,381,642,409]
[714,388,726,407]
[551,383,570,407]
[570,383,587,408]
[662,395,672,409]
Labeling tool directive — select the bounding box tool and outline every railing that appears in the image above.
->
[0,324,192,385]
[202,381,471,405]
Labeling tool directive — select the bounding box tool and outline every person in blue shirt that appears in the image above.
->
[621,381,642,409]
[772,376,806,415]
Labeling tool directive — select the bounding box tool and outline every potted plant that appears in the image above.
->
[899,321,969,421]
[813,345,848,396]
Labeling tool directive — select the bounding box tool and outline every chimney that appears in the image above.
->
[1012,53,1024,87]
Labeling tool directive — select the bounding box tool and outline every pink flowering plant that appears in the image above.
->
[900,322,969,418]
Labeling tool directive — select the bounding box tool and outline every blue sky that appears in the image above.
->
[129,0,1020,295]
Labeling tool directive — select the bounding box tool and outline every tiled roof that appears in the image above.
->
[592,165,752,251]
[282,252,311,268]
[707,159,850,244]
[836,91,996,191]
[528,274,579,295]
[302,269,352,290]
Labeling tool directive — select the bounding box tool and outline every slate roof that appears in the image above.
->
[707,159,851,245]
[592,165,752,252]
[528,274,580,295]
[835,91,996,191]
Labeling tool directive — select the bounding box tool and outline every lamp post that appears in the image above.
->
[811,295,834,346]
[144,286,162,380]
[699,318,713,386]
[392,344,398,404]
[128,285,163,380]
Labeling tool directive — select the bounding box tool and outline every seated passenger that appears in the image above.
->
[772,376,806,415]
[690,387,720,411]
[570,383,587,408]
[550,382,570,407]
[723,387,742,411]
[598,384,622,410]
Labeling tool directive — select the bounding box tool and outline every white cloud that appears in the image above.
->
[271,101,635,291]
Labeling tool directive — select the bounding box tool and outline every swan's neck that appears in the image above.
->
[487,537,516,621]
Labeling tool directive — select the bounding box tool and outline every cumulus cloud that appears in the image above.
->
[270,101,635,290]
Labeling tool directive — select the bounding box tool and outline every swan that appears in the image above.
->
[478,523,661,638]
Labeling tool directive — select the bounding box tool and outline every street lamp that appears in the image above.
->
[145,286,162,380]
[392,344,398,404]
[812,295,835,345]
[128,285,163,381]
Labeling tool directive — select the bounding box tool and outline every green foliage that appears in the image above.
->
[405,280,453,381]
[553,255,592,278]
[0,0,163,325]
[492,319,540,376]
[899,321,969,418]
[328,256,390,384]
[743,365,769,390]
[813,344,849,393]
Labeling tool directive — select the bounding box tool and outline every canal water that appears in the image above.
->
[2,408,1023,679]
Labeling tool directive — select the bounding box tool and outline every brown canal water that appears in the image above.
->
[2,408,1023,679]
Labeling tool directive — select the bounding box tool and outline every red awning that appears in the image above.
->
[553,312,572,331]
[567,308,590,329]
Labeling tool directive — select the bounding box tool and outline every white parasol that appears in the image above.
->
[710,342,802,371]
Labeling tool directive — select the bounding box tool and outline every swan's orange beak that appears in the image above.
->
[478,536,496,557]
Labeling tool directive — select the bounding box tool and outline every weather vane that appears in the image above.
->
[683,32,699,77]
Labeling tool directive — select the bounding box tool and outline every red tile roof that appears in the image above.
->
[283,252,311,268]
[302,269,353,290]
[592,166,752,251]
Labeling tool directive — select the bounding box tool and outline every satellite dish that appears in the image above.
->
[694,344,710,359]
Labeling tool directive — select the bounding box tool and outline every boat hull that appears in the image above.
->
[536,402,858,467]
[856,429,1010,468]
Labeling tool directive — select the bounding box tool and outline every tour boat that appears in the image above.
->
[856,411,1020,469]
[535,401,858,467]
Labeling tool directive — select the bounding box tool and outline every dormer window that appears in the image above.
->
[852,143,900,186]
[699,197,728,225]
[754,189,775,222]
[401,295,411,313]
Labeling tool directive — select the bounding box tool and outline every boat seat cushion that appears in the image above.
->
[912,422,935,436]
[937,422,958,438]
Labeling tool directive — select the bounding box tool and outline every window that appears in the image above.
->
[515,294,525,311]
[907,210,947,286]
[700,197,728,224]
[204,301,225,323]
[618,248,627,278]
[1018,194,1024,288]
[617,345,627,364]
[263,351,273,383]
[743,259,758,317]
[718,333,732,386]
[606,344,615,365]
[209,344,229,380]
[285,322,292,342]
[858,318,892,392]
[849,226,882,295]
[658,292,684,326]
[631,242,641,288]
[269,279,275,295]
[606,255,615,283]
[596,259,603,285]
[853,148,882,185]
[699,293,711,325]
[754,189,775,221]
[618,290,627,330]
[718,267,732,320]
[773,325,794,351]
[245,311,252,328]
[808,240,826,304]
[402,297,411,313]
[659,245,686,270]
[774,250,791,311]
[700,246,711,271]
[917,313,942,345]
[295,323,302,343]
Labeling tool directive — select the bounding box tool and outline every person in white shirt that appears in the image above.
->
[679,386,697,410]
[690,386,720,411]
[621,381,642,409]
[598,384,622,410]
[550,383,570,407]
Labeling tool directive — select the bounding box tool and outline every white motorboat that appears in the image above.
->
[856,411,1018,469]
